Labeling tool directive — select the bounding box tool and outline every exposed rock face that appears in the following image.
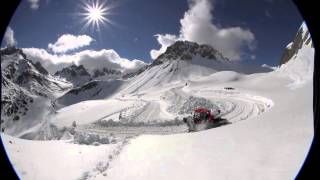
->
[1,47,67,97]
[33,61,49,75]
[280,23,313,65]
[54,65,92,87]
[1,47,71,135]
[122,65,148,79]
[0,46,26,59]
[1,75,33,125]
[123,40,228,79]
[92,68,122,78]
[56,80,124,106]
[153,41,228,65]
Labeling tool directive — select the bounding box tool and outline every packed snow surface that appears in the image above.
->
[1,134,127,180]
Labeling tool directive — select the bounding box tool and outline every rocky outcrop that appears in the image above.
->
[153,41,228,65]
[92,68,122,78]
[1,47,72,135]
[54,65,92,87]
[280,23,313,65]
[1,47,68,97]
[124,41,228,79]
[122,65,148,79]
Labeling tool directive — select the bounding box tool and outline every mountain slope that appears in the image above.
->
[1,47,72,136]
[54,64,92,87]
[280,22,313,65]
[92,67,122,80]
[56,80,124,107]
[277,22,314,88]
[121,41,248,94]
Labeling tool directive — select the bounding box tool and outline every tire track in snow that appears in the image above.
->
[77,88,272,138]
[188,88,273,123]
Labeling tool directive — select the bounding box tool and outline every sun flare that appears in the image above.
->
[79,0,111,31]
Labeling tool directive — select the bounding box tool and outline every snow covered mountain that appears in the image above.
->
[54,64,92,87]
[277,22,314,88]
[57,40,268,106]
[121,41,243,94]
[53,66,123,106]
[1,47,72,135]
[2,47,61,95]
[92,68,122,80]
[56,80,124,107]
[55,67,124,106]
[57,41,234,105]
[280,22,313,65]
[0,24,315,180]
[153,40,228,64]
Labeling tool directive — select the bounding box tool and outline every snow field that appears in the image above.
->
[50,99,137,129]
[102,76,313,180]
[1,134,122,180]
[276,47,314,89]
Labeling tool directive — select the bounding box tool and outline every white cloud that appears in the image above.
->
[28,0,40,10]
[23,48,147,74]
[48,34,94,53]
[3,27,17,47]
[150,34,178,59]
[150,0,256,61]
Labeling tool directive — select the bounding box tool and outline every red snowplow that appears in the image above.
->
[183,108,227,132]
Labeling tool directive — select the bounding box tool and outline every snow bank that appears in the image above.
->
[167,95,218,115]
[95,118,184,127]
[50,99,136,128]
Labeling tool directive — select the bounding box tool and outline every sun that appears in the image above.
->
[79,0,112,31]
[88,6,103,21]
[86,2,106,23]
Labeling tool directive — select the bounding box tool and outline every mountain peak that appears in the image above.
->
[280,22,313,65]
[54,64,91,87]
[153,40,228,65]
[92,68,122,78]
[0,46,27,60]
[55,64,91,77]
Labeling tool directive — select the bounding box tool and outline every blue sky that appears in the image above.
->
[2,0,302,69]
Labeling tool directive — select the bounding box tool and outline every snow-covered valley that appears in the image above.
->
[1,23,315,180]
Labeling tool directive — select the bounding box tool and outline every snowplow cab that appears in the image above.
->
[193,108,213,124]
